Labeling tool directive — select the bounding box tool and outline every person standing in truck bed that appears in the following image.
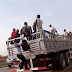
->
[11,28,17,43]
[16,29,20,43]
[49,24,58,38]
[11,28,17,39]
[64,29,68,40]
[33,15,44,38]
[20,22,32,40]
[33,15,43,32]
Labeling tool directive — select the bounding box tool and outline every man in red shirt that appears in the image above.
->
[11,28,17,39]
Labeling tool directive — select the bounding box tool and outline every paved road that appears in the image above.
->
[0,60,72,72]
[0,65,72,72]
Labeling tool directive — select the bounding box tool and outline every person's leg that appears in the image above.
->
[20,55,28,69]
[17,55,23,69]
[17,55,28,69]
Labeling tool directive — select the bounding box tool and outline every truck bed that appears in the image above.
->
[6,32,72,60]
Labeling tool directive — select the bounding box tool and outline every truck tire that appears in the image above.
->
[52,53,66,70]
[64,51,70,66]
[8,65,12,68]
[52,53,59,69]
[57,53,66,69]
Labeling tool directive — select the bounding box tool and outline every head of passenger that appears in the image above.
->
[49,24,52,28]
[64,29,66,32]
[14,39,19,43]
[24,22,27,26]
[16,29,19,33]
[37,15,40,18]
[13,28,15,32]
[69,32,71,34]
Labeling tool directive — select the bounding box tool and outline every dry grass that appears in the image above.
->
[0,56,7,62]
[0,56,8,68]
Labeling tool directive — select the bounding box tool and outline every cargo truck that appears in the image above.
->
[6,31,72,72]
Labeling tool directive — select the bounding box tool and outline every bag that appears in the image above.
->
[21,40,30,51]
[22,27,30,37]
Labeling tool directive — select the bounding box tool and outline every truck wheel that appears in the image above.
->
[59,53,66,69]
[51,53,58,69]
[8,65,12,68]
[64,51,70,66]
[52,53,66,70]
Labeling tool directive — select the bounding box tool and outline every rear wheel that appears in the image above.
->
[52,53,66,70]
[64,51,70,66]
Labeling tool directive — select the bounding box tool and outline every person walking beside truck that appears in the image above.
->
[49,24,58,38]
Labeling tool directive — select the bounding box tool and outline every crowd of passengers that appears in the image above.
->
[10,14,58,43]
[8,15,72,70]
[10,14,72,42]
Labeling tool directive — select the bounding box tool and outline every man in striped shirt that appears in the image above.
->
[33,15,43,32]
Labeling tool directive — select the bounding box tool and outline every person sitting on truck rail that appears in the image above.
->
[20,22,32,40]
[14,39,29,69]
[49,24,58,38]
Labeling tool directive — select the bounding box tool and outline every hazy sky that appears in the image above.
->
[0,0,72,56]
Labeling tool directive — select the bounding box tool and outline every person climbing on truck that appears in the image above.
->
[14,39,29,69]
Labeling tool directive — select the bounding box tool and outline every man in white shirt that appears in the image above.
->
[49,24,58,38]
[64,29,68,40]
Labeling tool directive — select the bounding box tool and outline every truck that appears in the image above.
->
[6,30,72,72]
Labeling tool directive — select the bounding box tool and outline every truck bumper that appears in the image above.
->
[6,62,13,65]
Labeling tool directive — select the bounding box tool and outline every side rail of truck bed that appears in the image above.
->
[6,32,72,60]
[6,32,46,60]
